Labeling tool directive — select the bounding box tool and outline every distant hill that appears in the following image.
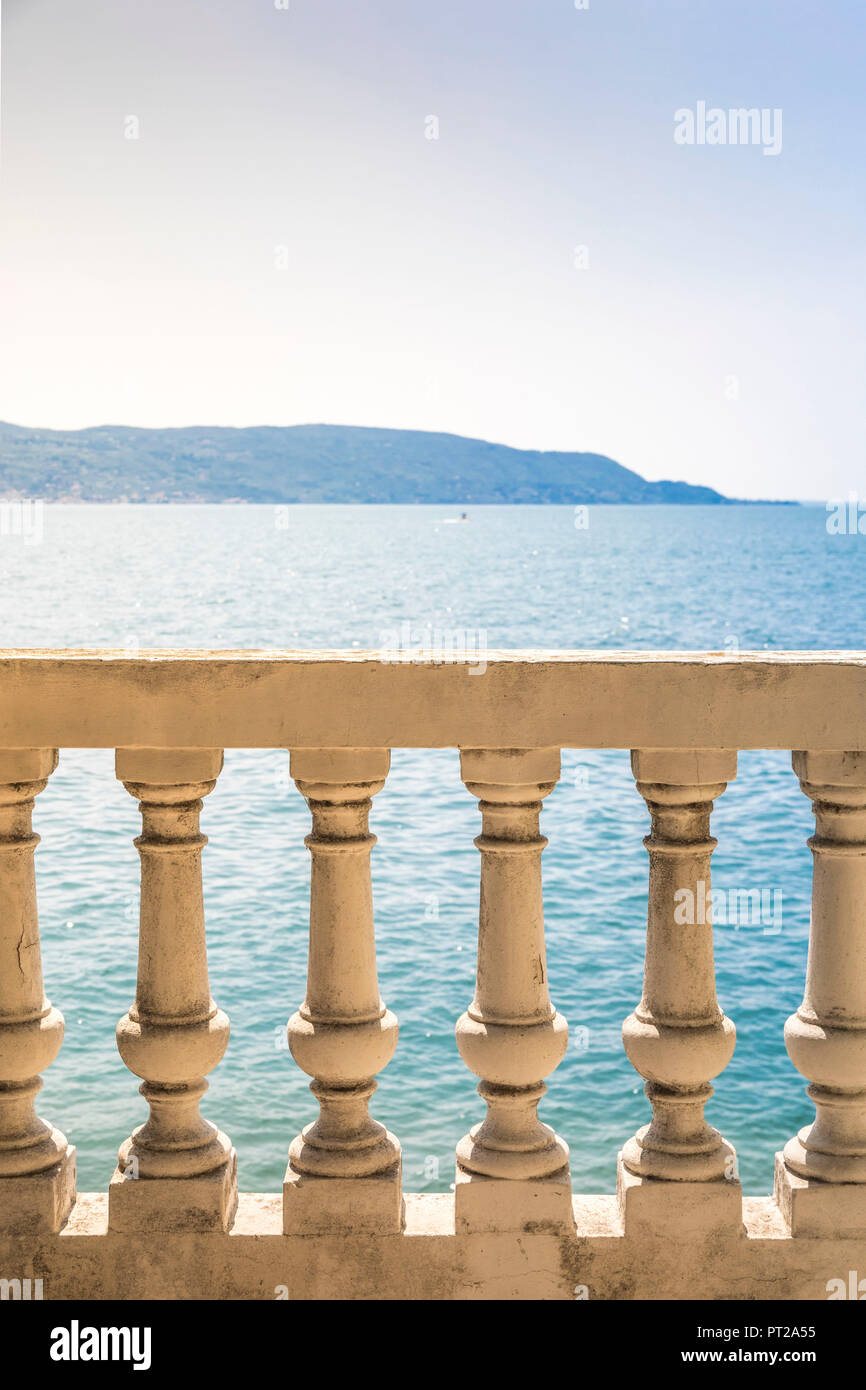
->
[0,421,781,504]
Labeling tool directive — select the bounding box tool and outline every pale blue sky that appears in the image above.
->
[1,0,863,497]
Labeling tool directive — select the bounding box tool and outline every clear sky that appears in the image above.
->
[0,0,863,498]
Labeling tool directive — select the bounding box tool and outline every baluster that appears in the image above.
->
[455,747,570,1232]
[0,749,74,1234]
[285,748,402,1234]
[620,749,741,1235]
[776,751,866,1235]
[110,748,236,1232]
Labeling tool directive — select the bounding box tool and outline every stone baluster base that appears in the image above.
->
[0,1091,76,1238]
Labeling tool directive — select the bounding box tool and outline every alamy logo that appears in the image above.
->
[826,1271,866,1300]
[50,1320,152,1371]
[826,494,866,535]
[0,1276,43,1300]
[378,621,487,675]
[674,101,782,156]
[674,880,782,933]
[0,498,43,545]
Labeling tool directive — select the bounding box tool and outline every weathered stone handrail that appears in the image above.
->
[0,649,864,748]
[0,649,865,1300]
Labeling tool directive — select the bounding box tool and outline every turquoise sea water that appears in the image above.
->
[2,502,864,1197]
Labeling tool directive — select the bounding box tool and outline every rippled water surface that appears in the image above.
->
[2,502,864,1195]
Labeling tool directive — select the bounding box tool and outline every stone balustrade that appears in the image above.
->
[0,649,865,1299]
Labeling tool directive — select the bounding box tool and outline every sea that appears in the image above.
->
[2,501,863,1196]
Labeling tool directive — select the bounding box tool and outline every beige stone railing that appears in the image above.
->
[0,650,865,1300]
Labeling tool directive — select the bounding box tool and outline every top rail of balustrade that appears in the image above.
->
[0,649,863,751]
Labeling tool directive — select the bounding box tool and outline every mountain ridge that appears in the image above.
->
[0,421,792,504]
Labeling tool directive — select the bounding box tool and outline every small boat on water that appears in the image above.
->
[442,512,469,524]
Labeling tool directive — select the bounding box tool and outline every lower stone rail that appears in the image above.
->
[2,1195,865,1300]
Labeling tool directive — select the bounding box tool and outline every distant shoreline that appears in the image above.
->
[0,421,796,506]
[0,496,799,506]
